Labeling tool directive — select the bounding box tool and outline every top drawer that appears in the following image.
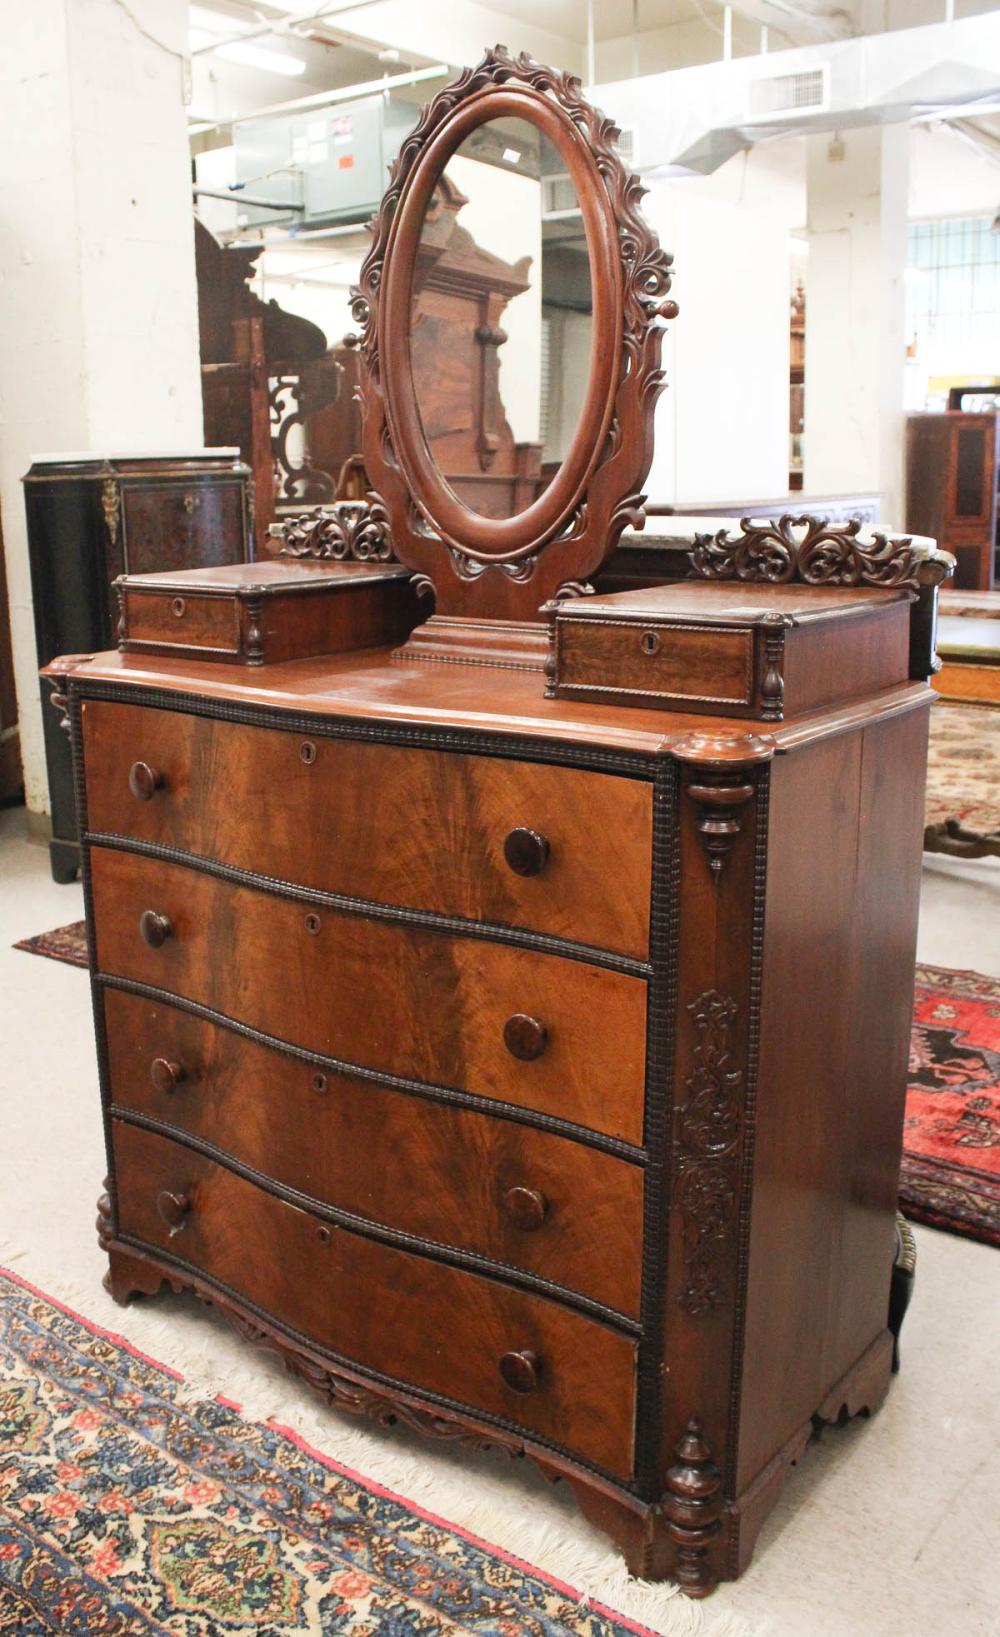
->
[81,700,653,959]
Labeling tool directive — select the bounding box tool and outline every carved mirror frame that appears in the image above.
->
[352,46,677,663]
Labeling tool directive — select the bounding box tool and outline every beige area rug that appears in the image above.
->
[925,701,1000,833]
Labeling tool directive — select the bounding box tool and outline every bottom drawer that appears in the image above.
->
[112,1122,637,1479]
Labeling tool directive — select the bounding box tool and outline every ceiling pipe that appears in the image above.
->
[190,60,449,132]
[189,0,388,57]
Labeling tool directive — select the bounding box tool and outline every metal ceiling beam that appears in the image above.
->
[278,1,584,77]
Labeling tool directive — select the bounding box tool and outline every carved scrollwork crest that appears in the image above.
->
[690,513,924,588]
[270,499,395,562]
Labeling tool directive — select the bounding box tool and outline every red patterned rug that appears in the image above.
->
[13,919,88,968]
[14,928,1000,1249]
[904,963,1000,1249]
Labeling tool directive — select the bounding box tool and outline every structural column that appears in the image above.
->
[0,0,203,823]
[803,124,910,526]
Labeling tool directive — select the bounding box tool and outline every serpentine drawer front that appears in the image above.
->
[111,1121,639,1480]
[120,592,241,655]
[80,698,653,958]
[90,848,648,1145]
[103,988,645,1318]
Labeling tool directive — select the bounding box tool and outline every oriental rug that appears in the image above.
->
[923,700,1000,834]
[13,919,88,968]
[904,963,1000,1249]
[0,1266,652,1637]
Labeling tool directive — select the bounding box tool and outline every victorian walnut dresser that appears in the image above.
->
[46,50,950,1599]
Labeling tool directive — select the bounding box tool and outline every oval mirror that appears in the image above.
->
[356,48,674,626]
[409,116,594,522]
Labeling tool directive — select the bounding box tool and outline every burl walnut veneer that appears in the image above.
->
[45,48,946,1599]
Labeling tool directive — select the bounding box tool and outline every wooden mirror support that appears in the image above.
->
[351,45,677,669]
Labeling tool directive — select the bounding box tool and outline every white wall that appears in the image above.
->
[0,0,203,820]
[639,174,792,505]
[803,124,910,527]
[445,151,542,447]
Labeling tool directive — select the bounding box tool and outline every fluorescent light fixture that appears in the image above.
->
[217,41,308,76]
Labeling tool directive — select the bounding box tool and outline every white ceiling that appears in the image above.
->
[187,1,1000,133]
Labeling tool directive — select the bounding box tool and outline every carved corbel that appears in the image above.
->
[244,590,265,666]
[663,1417,724,1598]
[759,610,791,722]
[672,732,775,881]
[41,656,94,734]
[684,775,754,882]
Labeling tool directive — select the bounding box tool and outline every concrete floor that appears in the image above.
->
[2,805,999,1637]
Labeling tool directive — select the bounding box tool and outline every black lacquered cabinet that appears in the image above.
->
[23,451,252,881]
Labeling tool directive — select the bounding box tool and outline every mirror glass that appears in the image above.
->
[409,116,594,520]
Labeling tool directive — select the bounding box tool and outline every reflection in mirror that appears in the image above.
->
[410,117,593,520]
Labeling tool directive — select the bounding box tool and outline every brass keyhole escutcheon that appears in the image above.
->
[171,597,186,618]
[304,912,321,936]
[300,741,317,765]
[311,1072,328,1094]
[640,629,661,657]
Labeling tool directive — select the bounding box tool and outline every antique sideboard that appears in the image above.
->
[46,50,948,1597]
[23,450,252,881]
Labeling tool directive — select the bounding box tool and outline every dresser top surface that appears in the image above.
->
[553,582,915,627]
[63,645,932,763]
[118,560,410,597]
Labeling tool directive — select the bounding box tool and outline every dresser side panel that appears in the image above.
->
[736,703,929,1492]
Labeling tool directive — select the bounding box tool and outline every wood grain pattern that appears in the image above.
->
[735,701,929,1493]
[103,987,644,1315]
[60,646,934,763]
[553,620,754,707]
[90,848,648,1143]
[81,698,653,957]
[111,1120,638,1478]
[124,591,240,654]
[119,562,420,667]
[548,585,912,721]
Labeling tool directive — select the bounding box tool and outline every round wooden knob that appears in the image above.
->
[150,1057,186,1094]
[128,761,163,801]
[499,1349,541,1394]
[139,910,172,949]
[503,827,550,877]
[503,1014,548,1061]
[502,1186,548,1231]
[156,1189,190,1232]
